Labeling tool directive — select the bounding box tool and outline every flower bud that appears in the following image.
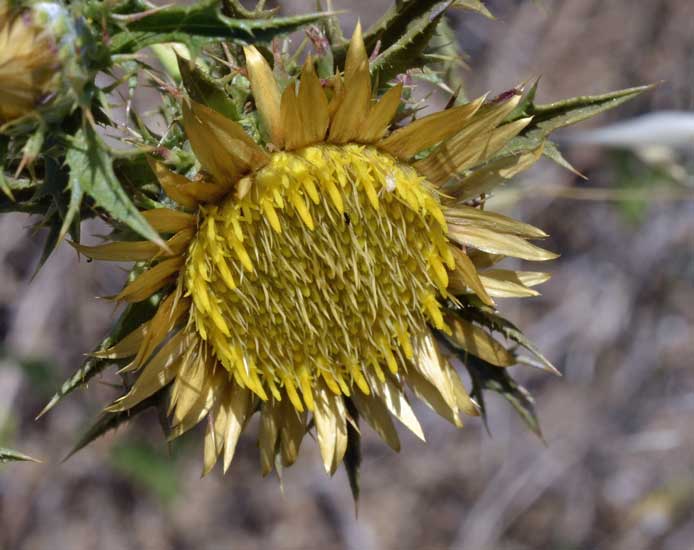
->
[0,1,60,123]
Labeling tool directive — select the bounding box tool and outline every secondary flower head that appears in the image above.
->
[77,25,556,476]
[0,1,59,123]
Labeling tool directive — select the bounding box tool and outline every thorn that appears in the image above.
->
[35,396,59,421]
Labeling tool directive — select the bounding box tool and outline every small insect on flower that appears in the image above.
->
[0,1,59,123]
[76,25,556,478]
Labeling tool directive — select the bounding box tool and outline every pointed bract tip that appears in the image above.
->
[34,397,58,421]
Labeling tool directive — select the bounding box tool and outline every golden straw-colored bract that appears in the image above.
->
[76,24,555,476]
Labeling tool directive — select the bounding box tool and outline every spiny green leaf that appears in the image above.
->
[24,154,78,272]
[503,84,654,169]
[35,215,65,277]
[529,85,655,132]
[37,300,159,420]
[0,137,14,199]
[110,0,330,53]
[0,447,41,463]
[465,305,559,375]
[20,127,45,171]
[465,355,543,440]
[344,399,361,511]
[36,355,110,421]
[42,153,81,247]
[371,1,453,84]
[66,126,164,247]
[334,0,446,66]
[177,54,241,121]
[0,137,46,213]
[543,140,584,177]
[509,78,539,121]
[0,170,13,200]
[64,393,161,461]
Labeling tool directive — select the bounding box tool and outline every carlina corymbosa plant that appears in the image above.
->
[0,0,651,495]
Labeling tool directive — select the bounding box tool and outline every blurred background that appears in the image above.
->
[1,0,694,549]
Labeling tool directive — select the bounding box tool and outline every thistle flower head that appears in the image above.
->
[77,25,557,476]
[0,1,59,123]
[185,142,454,406]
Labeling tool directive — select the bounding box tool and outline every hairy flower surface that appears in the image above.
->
[77,26,557,475]
[0,1,58,123]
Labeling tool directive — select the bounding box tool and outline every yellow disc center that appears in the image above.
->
[183,144,453,405]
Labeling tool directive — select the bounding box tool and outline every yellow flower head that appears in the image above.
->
[78,25,556,476]
[0,2,58,123]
